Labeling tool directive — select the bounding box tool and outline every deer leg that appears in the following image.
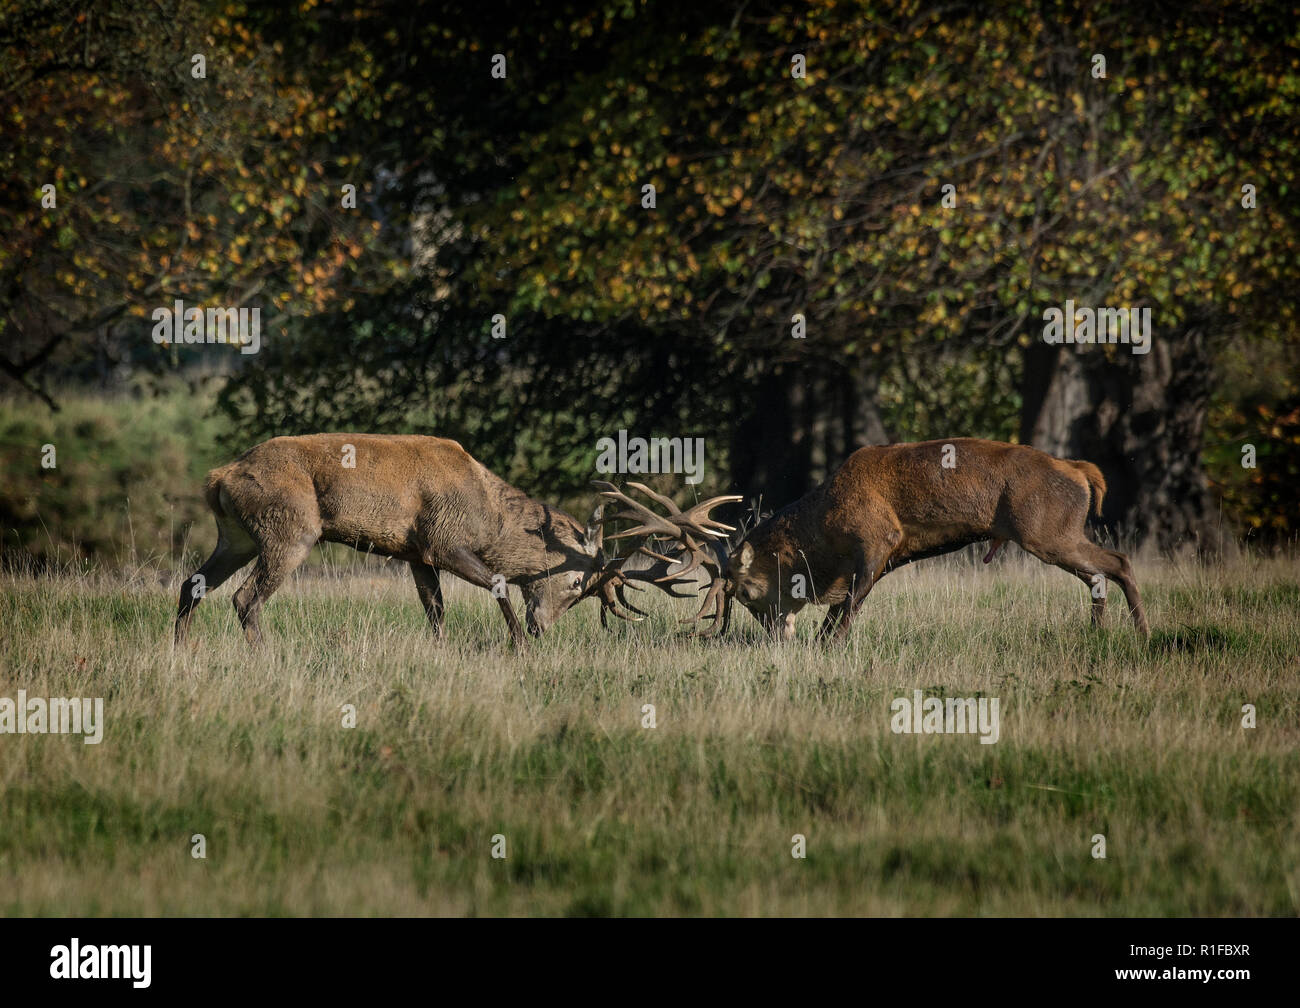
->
[232,534,315,646]
[409,561,446,639]
[1071,570,1107,626]
[1022,538,1149,639]
[816,526,902,642]
[817,561,882,641]
[817,600,851,640]
[440,546,525,647]
[175,522,256,644]
[1091,544,1148,638]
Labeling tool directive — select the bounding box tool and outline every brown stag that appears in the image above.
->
[599,438,1150,642]
[173,434,736,647]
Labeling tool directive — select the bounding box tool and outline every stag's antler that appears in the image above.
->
[586,480,741,629]
[685,570,732,637]
[593,542,707,627]
[683,497,771,637]
[595,479,739,577]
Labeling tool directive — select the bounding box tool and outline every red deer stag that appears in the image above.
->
[173,434,735,647]
[596,439,1150,642]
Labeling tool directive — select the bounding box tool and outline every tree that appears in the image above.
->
[446,0,1300,544]
[14,0,1296,549]
[0,0,395,407]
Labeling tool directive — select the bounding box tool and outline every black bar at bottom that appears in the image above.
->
[0,917,1283,996]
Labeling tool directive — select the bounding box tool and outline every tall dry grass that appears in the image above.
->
[1,547,1297,915]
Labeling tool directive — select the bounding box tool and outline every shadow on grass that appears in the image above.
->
[1149,624,1249,654]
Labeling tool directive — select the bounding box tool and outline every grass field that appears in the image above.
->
[1,549,1297,916]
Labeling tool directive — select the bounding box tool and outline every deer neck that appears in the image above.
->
[481,484,571,580]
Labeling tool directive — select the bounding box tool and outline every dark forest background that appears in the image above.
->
[2,0,1298,565]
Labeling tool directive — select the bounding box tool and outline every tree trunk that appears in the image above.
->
[1019,326,1217,552]
[730,365,811,509]
[843,363,893,450]
[731,358,895,507]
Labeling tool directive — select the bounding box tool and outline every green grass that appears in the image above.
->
[1,551,1297,916]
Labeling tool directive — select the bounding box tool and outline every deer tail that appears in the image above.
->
[1068,460,1107,517]
[203,466,231,518]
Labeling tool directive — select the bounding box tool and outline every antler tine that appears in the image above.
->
[683,493,745,514]
[634,542,697,577]
[622,484,742,526]
[595,486,682,540]
[600,604,644,627]
[592,481,664,521]
[682,577,731,637]
[680,494,744,537]
[620,482,742,541]
[596,576,647,624]
[623,482,683,515]
[601,602,643,629]
[636,544,680,565]
[604,523,676,542]
[617,546,704,598]
[613,582,650,617]
[588,480,738,634]
[655,579,704,600]
[659,534,709,579]
[697,594,732,637]
[680,578,722,623]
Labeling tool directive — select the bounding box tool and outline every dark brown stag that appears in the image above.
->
[601,438,1150,642]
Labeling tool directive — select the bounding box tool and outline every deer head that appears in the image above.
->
[515,503,610,637]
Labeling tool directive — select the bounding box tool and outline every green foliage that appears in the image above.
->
[1204,339,1300,542]
[459,1,1300,363]
[229,0,1299,522]
[5,0,1299,538]
[0,385,225,565]
[0,0,398,401]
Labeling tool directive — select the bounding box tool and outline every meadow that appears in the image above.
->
[2,548,1296,916]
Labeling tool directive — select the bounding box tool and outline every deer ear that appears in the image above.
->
[735,541,754,575]
[583,503,604,555]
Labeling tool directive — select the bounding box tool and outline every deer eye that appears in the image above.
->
[571,575,583,591]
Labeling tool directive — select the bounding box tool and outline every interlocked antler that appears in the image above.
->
[587,480,741,629]
[681,496,767,637]
[596,480,739,577]
[593,541,708,627]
